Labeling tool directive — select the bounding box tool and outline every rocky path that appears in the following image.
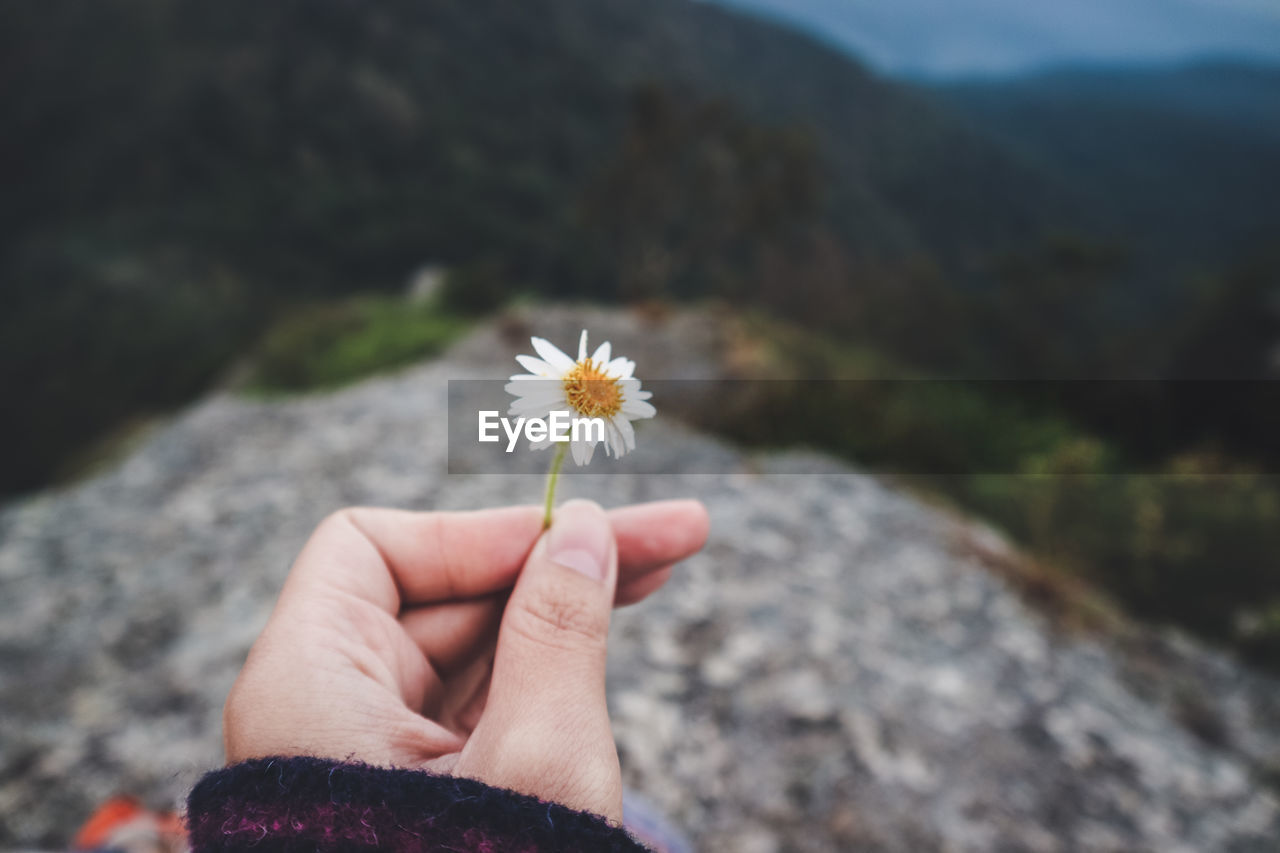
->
[2,307,1278,851]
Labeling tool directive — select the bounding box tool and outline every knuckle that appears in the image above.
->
[312,508,356,545]
[320,507,361,536]
[509,586,608,651]
[319,507,350,530]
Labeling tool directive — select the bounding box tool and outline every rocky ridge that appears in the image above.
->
[1,306,1278,851]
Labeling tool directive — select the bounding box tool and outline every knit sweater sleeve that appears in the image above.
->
[186,756,648,852]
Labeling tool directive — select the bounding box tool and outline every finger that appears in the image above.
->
[401,561,676,679]
[615,565,675,607]
[224,607,464,766]
[458,499,623,821]
[399,595,505,679]
[296,500,708,611]
[610,500,709,576]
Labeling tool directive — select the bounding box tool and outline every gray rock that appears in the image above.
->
[2,306,1279,851]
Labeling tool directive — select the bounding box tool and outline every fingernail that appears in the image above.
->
[547,499,610,582]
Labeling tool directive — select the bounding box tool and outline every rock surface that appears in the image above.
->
[2,306,1279,851]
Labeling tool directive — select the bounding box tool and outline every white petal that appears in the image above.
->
[605,418,628,458]
[515,355,562,378]
[506,394,565,414]
[578,330,590,362]
[508,399,557,418]
[611,415,636,453]
[571,434,596,466]
[508,402,559,420]
[531,337,576,373]
[529,434,555,450]
[591,340,611,365]
[604,356,635,379]
[599,418,617,457]
[509,393,559,412]
[505,379,564,398]
[621,398,656,419]
[508,381,565,398]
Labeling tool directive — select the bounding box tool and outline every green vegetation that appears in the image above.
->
[704,316,1280,667]
[244,296,469,394]
[959,457,1280,665]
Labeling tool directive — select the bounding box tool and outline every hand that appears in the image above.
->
[222,498,709,822]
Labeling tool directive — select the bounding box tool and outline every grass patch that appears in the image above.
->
[244,295,469,394]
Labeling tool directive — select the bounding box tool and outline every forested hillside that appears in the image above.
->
[1,0,1072,496]
[3,1,1277,499]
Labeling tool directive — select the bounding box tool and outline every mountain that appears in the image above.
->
[0,0,1073,498]
[927,61,1280,271]
[713,0,1280,76]
[0,0,1066,275]
[4,1,1276,501]
[935,60,1280,141]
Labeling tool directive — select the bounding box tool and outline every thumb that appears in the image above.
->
[458,499,623,821]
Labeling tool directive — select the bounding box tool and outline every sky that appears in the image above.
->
[714,0,1280,77]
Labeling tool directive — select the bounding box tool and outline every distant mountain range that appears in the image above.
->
[714,0,1280,76]
[925,60,1280,272]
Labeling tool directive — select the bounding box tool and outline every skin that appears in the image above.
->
[223,498,710,824]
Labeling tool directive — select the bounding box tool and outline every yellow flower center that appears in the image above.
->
[563,359,623,419]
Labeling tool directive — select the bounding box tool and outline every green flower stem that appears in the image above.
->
[542,442,569,529]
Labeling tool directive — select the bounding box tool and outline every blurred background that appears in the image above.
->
[3,1,1280,850]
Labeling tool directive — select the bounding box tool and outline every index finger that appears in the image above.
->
[289,500,709,612]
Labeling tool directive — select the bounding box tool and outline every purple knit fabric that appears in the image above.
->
[186,756,649,852]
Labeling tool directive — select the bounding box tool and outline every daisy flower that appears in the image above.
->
[506,330,656,467]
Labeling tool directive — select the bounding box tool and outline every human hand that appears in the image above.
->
[222,498,709,822]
